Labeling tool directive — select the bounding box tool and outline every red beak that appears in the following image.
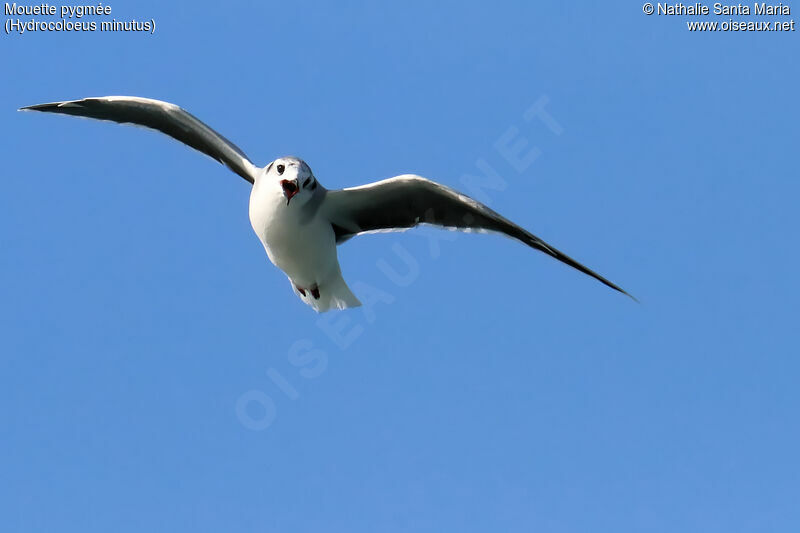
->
[281,179,299,204]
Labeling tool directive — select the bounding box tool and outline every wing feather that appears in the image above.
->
[20,96,258,184]
[325,175,635,299]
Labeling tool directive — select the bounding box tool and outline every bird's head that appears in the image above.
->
[263,156,319,206]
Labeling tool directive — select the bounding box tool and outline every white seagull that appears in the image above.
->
[21,96,635,311]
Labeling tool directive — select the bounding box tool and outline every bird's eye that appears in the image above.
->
[276,164,285,175]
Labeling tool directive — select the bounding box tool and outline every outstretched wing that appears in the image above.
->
[324,174,635,299]
[20,96,259,184]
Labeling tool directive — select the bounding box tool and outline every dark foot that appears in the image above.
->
[295,285,307,297]
[310,286,320,300]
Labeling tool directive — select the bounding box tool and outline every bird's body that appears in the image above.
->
[248,159,359,311]
[20,96,634,311]
[250,181,333,286]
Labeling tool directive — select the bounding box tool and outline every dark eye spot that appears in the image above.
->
[277,164,285,175]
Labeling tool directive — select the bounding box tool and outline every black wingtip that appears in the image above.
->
[618,287,640,304]
[19,103,54,112]
[594,277,638,303]
[18,101,77,112]
[594,274,639,304]
[527,235,639,304]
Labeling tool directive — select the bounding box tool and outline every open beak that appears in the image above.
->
[280,179,299,204]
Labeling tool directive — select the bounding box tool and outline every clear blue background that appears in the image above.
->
[2,1,798,531]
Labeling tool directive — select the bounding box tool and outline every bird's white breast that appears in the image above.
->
[248,181,338,286]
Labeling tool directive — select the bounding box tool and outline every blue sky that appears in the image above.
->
[2,1,799,531]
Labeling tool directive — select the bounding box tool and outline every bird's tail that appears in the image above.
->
[294,270,361,312]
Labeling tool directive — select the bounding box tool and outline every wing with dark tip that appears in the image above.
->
[20,96,258,184]
[324,174,635,300]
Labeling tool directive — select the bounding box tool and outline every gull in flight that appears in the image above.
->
[21,96,635,312]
